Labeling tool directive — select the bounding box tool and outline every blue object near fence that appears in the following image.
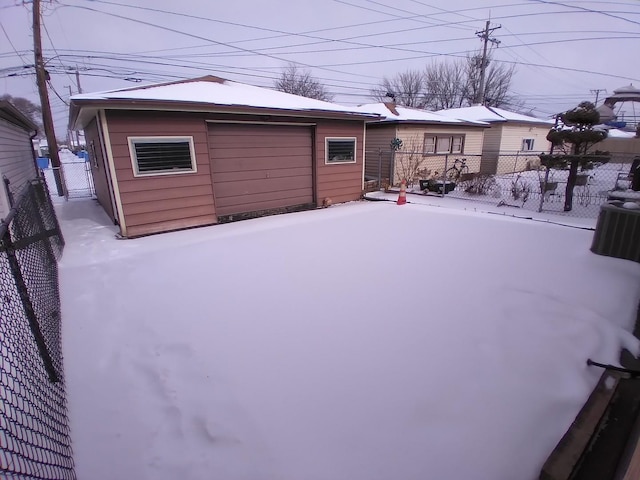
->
[76,150,89,161]
[36,157,50,169]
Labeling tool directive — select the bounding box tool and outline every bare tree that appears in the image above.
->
[423,60,468,110]
[463,53,517,109]
[370,54,519,110]
[394,135,431,186]
[1,94,43,130]
[370,70,426,108]
[275,63,333,101]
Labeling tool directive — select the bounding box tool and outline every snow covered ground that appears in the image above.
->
[58,199,640,480]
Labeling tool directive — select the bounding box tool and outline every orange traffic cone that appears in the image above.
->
[397,179,407,205]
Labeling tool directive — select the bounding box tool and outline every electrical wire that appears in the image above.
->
[530,0,640,27]
[42,17,76,87]
[0,21,29,66]
[47,79,69,106]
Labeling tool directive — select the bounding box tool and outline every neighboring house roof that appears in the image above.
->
[436,105,554,126]
[0,100,38,132]
[353,102,488,126]
[69,75,380,129]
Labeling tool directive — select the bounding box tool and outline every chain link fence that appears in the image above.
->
[0,176,76,479]
[41,161,95,200]
[365,149,640,219]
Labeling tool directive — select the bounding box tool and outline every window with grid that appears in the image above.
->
[326,138,356,164]
[423,134,465,154]
[129,137,197,176]
[424,136,436,154]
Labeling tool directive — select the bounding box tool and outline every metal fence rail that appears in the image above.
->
[365,149,640,219]
[0,177,75,479]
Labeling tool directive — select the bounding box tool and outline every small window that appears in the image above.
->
[129,137,197,176]
[522,138,535,151]
[423,136,436,154]
[451,136,464,153]
[326,138,356,164]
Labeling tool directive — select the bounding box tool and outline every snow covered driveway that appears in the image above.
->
[58,200,640,480]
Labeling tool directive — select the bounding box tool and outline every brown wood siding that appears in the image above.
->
[85,118,114,221]
[209,123,313,216]
[105,111,216,236]
[364,124,395,184]
[316,120,365,204]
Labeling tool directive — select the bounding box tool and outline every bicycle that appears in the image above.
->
[445,158,469,182]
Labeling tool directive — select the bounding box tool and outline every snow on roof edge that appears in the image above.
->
[70,77,380,118]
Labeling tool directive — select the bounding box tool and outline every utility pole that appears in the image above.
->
[475,20,501,105]
[75,68,82,93]
[590,88,606,106]
[65,85,77,149]
[33,0,64,195]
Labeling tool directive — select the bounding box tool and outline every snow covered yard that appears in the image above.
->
[58,199,640,480]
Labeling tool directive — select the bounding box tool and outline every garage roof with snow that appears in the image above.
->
[69,75,380,129]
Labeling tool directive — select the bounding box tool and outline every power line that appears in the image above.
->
[63,0,616,63]
[46,79,69,106]
[0,21,29,66]
[42,19,76,86]
[530,0,640,27]
[57,2,381,81]
[362,0,476,31]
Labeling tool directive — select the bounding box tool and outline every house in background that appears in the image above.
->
[594,128,640,163]
[0,100,39,219]
[354,102,488,187]
[69,76,378,238]
[437,105,554,175]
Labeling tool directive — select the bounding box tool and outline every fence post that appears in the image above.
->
[3,176,14,208]
[378,148,382,190]
[513,151,520,174]
[441,154,449,197]
[1,228,59,382]
[390,149,396,187]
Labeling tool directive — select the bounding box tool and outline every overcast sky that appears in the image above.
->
[1,0,639,136]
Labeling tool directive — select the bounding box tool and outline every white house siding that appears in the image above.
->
[393,125,484,184]
[0,117,37,218]
[495,124,551,175]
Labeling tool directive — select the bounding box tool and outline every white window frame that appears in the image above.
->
[451,135,464,154]
[423,136,436,154]
[128,136,197,177]
[325,137,357,165]
[521,138,535,151]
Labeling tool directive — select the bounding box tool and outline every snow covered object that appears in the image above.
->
[540,102,610,212]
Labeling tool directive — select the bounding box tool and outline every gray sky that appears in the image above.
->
[2,0,640,136]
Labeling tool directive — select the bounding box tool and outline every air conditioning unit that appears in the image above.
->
[591,203,640,263]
